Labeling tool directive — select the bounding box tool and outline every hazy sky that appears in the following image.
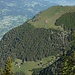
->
[46,0,75,6]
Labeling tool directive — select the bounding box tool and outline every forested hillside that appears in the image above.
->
[32,32,75,75]
[33,49,75,75]
[0,22,68,67]
[32,11,75,75]
[0,6,75,75]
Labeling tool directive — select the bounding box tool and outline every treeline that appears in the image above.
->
[0,49,75,75]
[0,22,69,67]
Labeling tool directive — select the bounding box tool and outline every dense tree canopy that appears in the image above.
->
[55,12,75,31]
[1,57,13,75]
[0,22,69,67]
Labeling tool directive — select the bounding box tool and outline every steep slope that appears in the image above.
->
[32,11,75,75]
[0,22,64,64]
[0,6,75,69]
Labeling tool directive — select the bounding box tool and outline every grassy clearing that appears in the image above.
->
[28,6,75,30]
[12,56,55,75]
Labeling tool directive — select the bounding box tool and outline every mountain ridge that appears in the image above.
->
[0,6,75,74]
[0,0,57,39]
[28,6,75,29]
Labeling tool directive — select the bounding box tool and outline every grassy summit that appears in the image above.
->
[28,6,75,29]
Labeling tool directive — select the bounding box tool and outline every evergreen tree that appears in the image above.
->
[1,57,13,75]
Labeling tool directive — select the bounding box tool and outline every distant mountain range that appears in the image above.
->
[0,0,57,39]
